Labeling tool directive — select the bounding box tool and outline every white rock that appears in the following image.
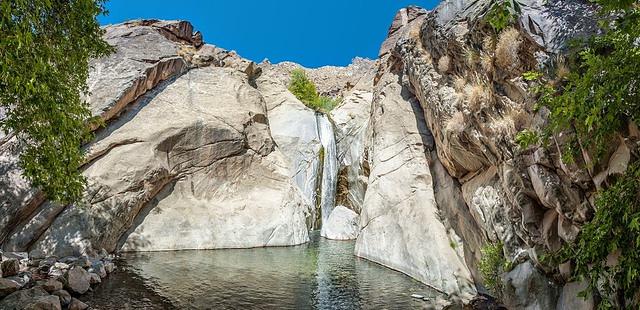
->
[321,206,359,240]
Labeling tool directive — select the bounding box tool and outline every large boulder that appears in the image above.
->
[322,206,359,240]
[0,278,20,299]
[0,20,197,251]
[556,281,594,310]
[502,261,559,310]
[63,267,91,295]
[0,286,61,310]
[0,21,312,256]
[330,88,373,213]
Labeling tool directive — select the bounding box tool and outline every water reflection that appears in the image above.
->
[84,232,440,309]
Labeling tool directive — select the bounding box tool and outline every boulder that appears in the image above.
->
[74,257,90,269]
[68,298,89,310]
[255,68,322,224]
[88,273,101,285]
[40,279,63,293]
[104,261,115,274]
[52,290,71,307]
[63,267,91,295]
[321,206,359,240]
[330,89,374,213]
[89,260,106,278]
[48,262,69,278]
[0,287,61,310]
[0,278,20,298]
[502,261,559,310]
[1,258,20,277]
[6,273,30,289]
[557,281,594,310]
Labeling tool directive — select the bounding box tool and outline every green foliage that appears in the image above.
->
[557,163,640,308]
[313,95,339,112]
[0,0,113,203]
[479,242,508,299]
[534,2,640,307]
[543,4,640,159]
[288,69,339,113]
[522,70,543,81]
[515,129,539,149]
[485,0,521,32]
[288,69,318,107]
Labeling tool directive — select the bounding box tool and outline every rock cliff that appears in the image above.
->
[1,1,632,308]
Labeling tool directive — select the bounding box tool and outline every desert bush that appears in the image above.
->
[288,69,339,113]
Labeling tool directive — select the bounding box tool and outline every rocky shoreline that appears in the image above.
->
[0,250,115,309]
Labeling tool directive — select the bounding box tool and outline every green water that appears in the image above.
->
[82,232,440,309]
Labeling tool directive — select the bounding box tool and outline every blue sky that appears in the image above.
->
[99,0,440,68]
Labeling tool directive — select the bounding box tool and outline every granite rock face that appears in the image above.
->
[0,21,313,257]
[355,45,476,301]
[321,206,359,240]
[0,1,628,308]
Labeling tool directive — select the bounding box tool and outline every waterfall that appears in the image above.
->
[316,114,338,236]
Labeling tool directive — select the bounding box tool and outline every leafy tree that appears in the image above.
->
[0,0,113,203]
[288,69,339,113]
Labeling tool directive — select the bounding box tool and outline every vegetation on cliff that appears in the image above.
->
[478,242,508,299]
[519,0,640,307]
[288,69,339,112]
[0,0,112,203]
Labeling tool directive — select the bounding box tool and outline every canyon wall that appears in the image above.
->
[1,1,633,308]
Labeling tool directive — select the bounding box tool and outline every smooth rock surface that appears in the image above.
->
[557,281,594,310]
[322,206,359,240]
[355,63,475,301]
[114,67,310,252]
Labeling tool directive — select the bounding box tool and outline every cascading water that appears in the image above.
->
[316,114,338,237]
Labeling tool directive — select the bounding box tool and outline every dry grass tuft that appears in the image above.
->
[446,111,467,133]
[481,53,494,75]
[464,47,479,69]
[453,76,467,92]
[555,56,570,82]
[438,55,451,73]
[488,116,516,137]
[483,36,496,53]
[465,83,491,112]
[495,27,523,73]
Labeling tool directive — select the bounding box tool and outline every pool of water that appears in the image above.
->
[82,232,441,309]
